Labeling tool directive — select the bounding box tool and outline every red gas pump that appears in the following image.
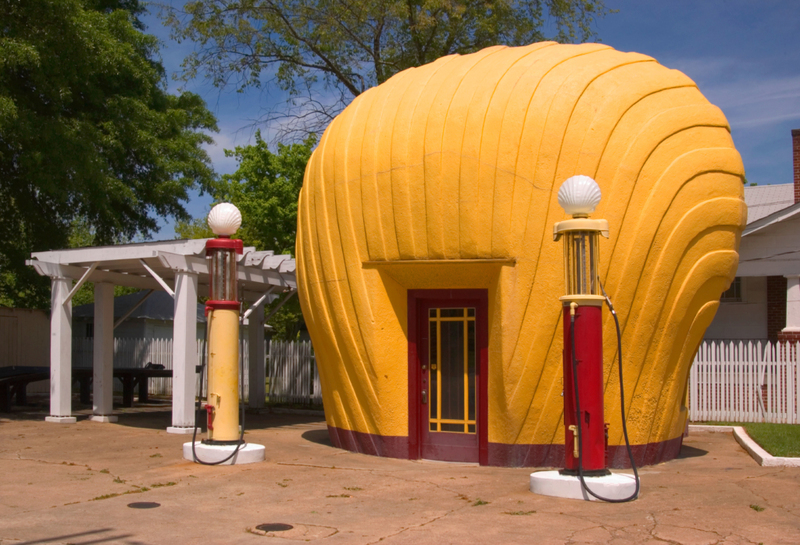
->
[553,176,610,475]
[530,175,639,502]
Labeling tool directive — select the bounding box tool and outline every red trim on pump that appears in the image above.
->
[205,238,244,254]
[205,300,240,311]
[563,304,607,471]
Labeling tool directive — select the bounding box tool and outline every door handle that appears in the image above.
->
[421,389,427,404]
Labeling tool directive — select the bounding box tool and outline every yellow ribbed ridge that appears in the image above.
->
[296,42,746,454]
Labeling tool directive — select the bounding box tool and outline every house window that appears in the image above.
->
[86,322,94,338]
[720,277,743,303]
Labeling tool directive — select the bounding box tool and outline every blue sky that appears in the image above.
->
[143,1,800,240]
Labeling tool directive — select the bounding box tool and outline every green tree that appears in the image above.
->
[0,0,218,309]
[209,133,314,340]
[164,0,612,136]
[64,218,139,307]
[216,132,316,255]
[174,216,215,240]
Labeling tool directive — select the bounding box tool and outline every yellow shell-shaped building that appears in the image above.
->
[296,42,746,467]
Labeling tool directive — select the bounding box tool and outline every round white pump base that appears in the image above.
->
[530,470,637,501]
[183,442,265,465]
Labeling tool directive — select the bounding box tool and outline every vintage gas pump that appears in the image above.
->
[530,176,638,501]
[554,175,609,475]
[182,203,265,465]
[205,203,244,444]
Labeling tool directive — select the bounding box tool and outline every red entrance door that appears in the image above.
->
[408,290,488,464]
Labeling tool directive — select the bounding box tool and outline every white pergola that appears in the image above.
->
[27,239,296,433]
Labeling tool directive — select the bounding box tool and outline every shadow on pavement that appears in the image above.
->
[16,528,136,545]
[2,396,326,433]
[302,428,333,447]
[677,444,708,459]
[112,408,324,432]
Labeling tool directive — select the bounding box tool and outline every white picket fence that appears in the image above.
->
[68,337,320,405]
[268,340,321,404]
[690,340,799,424]
[71,337,210,398]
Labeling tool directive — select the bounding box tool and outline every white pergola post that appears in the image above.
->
[167,271,198,434]
[45,275,76,423]
[90,282,118,422]
[783,275,800,332]
[248,301,266,409]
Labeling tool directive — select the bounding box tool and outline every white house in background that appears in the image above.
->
[705,129,800,342]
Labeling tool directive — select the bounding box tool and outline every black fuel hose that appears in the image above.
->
[570,281,640,502]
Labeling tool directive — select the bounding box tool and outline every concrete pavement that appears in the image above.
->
[1,401,798,544]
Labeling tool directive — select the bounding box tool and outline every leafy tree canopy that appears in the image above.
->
[164,0,612,137]
[0,0,219,308]
[215,132,316,256]
[176,133,314,339]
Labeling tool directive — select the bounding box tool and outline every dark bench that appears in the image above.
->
[0,366,173,412]
[0,366,50,412]
[72,368,173,407]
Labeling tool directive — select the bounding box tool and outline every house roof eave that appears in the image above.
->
[743,201,800,237]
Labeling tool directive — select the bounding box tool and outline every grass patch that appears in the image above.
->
[750,504,765,512]
[504,510,535,515]
[472,499,490,506]
[113,477,125,484]
[90,488,146,502]
[343,487,362,491]
[695,422,800,457]
[149,482,176,488]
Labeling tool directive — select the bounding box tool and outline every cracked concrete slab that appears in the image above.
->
[1,403,799,545]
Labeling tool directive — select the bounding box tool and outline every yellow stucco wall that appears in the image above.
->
[296,43,746,453]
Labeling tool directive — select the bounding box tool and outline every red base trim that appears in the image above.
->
[327,425,684,468]
[487,435,683,468]
[327,426,410,459]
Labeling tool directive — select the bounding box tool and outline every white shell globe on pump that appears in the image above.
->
[558,175,602,217]
[207,203,242,236]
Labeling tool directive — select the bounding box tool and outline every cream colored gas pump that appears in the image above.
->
[182,203,265,465]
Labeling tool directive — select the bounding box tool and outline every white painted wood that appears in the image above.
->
[139,259,175,297]
[64,263,99,305]
[737,212,800,277]
[48,275,73,420]
[28,259,165,290]
[248,302,266,408]
[157,252,294,289]
[72,334,319,405]
[93,283,116,419]
[31,239,210,265]
[689,340,799,423]
[784,276,800,331]
[268,340,320,404]
[170,271,198,431]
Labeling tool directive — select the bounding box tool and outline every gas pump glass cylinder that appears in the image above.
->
[563,231,600,296]
[210,248,237,301]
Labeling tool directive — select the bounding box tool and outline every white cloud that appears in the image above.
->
[663,56,800,132]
